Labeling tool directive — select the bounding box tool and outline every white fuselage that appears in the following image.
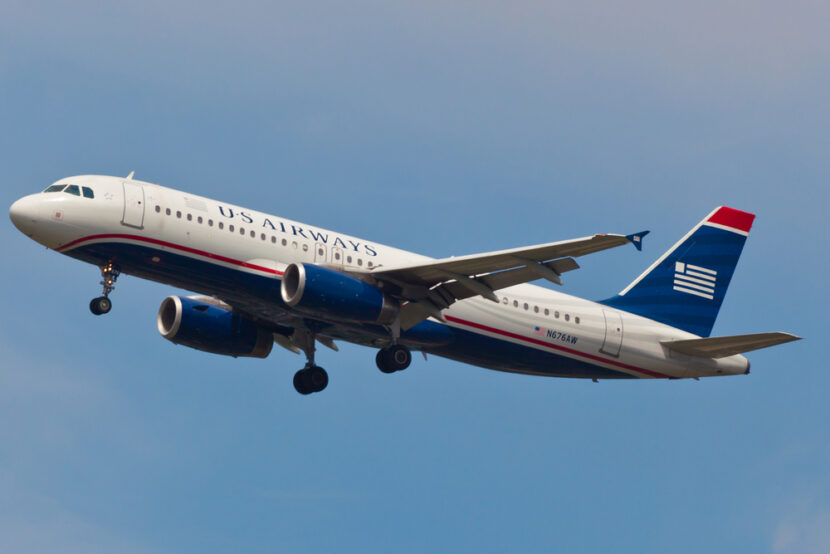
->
[9,175,750,380]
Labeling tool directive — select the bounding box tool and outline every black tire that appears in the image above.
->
[378,345,412,373]
[294,367,328,394]
[293,370,311,395]
[89,296,111,315]
[376,350,396,374]
[388,345,412,370]
[308,366,328,392]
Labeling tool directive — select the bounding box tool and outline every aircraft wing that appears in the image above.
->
[369,231,648,329]
[661,332,801,358]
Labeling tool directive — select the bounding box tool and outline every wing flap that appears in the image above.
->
[440,258,580,302]
[662,332,801,358]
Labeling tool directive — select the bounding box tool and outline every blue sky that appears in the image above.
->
[1,1,827,552]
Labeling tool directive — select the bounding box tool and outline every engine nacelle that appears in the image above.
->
[280,263,399,324]
[157,296,273,358]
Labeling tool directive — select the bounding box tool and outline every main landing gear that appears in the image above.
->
[376,344,412,373]
[90,262,120,315]
[289,328,412,395]
[293,365,328,395]
[292,327,329,395]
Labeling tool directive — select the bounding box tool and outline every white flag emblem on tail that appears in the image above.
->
[673,262,716,300]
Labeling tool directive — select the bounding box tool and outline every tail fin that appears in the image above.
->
[599,207,755,337]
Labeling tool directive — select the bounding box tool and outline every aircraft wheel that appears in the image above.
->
[294,366,328,395]
[377,345,412,373]
[307,366,328,392]
[293,370,311,395]
[90,296,112,315]
[376,350,396,374]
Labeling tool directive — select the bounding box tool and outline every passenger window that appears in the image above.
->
[208,219,213,227]
[367,261,373,268]
[82,187,94,198]
[229,224,234,232]
[155,205,161,213]
[357,258,363,266]
[260,233,266,240]
[166,208,171,216]
[219,222,224,230]
[334,252,341,260]
[197,216,203,224]
[502,297,508,304]
[251,230,256,238]
[302,244,309,252]
[44,185,66,193]
[575,316,580,324]
[554,311,560,319]
[544,308,549,316]
[64,185,80,196]
[513,300,518,308]
[187,213,192,221]
[271,236,276,243]
[239,227,245,235]
[281,238,287,246]
[523,303,529,310]
[347,255,353,263]
[318,248,324,256]
[534,306,539,313]
[176,211,182,218]
[565,314,570,322]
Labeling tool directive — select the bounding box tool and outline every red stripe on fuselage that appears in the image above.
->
[706,207,755,233]
[56,234,284,276]
[61,234,670,378]
[444,315,671,379]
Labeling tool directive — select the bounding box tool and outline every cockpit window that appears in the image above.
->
[64,185,80,196]
[44,184,66,193]
[82,186,94,198]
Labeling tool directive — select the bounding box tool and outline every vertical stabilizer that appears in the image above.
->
[599,207,755,337]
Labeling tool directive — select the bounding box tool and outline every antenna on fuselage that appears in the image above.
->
[126,171,135,180]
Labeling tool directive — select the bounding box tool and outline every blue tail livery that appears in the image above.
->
[600,206,755,337]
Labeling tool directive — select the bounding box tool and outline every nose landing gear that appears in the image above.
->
[90,262,120,315]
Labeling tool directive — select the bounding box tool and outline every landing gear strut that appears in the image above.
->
[90,262,120,315]
[376,344,412,373]
[292,326,329,395]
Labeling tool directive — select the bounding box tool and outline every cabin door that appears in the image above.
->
[121,181,145,228]
[600,309,624,357]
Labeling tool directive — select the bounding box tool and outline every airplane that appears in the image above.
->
[9,173,800,395]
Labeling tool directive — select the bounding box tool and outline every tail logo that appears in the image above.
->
[673,262,717,300]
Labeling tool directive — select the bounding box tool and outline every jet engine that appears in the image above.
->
[280,263,398,324]
[157,296,273,358]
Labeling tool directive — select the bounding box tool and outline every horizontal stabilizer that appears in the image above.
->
[662,332,801,358]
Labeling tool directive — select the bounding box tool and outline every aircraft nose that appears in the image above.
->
[9,195,42,235]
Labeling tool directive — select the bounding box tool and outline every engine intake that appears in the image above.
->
[157,296,273,358]
[280,263,398,324]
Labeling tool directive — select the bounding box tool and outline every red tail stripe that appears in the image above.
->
[444,315,671,379]
[707,206,755,233]
[56,234,284,275]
